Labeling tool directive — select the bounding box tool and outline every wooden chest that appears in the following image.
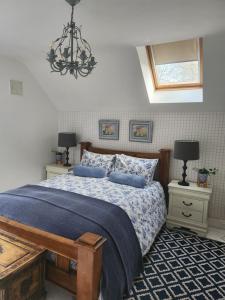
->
[0,229,46,300]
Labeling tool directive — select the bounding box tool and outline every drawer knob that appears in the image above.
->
[182,201,192,207]
[182,212,192,218]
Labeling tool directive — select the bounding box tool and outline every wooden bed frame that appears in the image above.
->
[0,142,171,300]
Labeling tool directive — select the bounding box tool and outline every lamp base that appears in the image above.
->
[178,160,190,186]
[64,163,71,167]
[64,147,71,167]
[178,180,190,186]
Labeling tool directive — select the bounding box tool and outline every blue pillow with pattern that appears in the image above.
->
[81,150,115,175]
[73,165,106,178]
[114,154,158,185]
[109,172,145,188]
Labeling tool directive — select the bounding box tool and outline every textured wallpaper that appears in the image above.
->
[58,111,225,221]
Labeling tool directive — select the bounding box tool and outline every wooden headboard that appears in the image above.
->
[80,142,171,197]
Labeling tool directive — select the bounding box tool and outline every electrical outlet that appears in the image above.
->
[10,80,23,96]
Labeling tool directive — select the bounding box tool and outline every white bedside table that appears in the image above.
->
[167,180,212,236]
[46,164,74,179]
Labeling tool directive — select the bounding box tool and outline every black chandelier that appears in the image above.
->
[47,0,96,79]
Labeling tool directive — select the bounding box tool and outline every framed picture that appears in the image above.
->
[99,120,120,140]
[129,120,153,143]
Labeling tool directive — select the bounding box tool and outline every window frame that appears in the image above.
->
[146,38,203,91]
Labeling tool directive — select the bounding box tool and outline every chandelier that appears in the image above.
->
[47,0,96,79]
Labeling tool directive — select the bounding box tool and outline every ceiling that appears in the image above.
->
[1,0,225,111]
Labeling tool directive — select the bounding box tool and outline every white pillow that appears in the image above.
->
[114,154,158,185]
[81,150,115,174]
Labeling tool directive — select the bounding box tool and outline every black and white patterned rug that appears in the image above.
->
[125,227,225,300]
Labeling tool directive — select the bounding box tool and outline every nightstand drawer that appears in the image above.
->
[46,164,74,180]
[47,172,59,179]
[172,195,203,212]
[46,167,69,175]
[172,207,203,223]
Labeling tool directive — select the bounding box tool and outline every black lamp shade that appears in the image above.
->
[58,132,77,148]
[174,140,199,161]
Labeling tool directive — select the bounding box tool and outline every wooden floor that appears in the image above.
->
[45,227,225,300]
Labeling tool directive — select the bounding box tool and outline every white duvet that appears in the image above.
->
[39,173,166,256]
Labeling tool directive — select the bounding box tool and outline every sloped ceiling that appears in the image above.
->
[1,0,225,111]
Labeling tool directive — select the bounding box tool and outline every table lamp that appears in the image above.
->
[174,140,199,186]
[58,132,77,167]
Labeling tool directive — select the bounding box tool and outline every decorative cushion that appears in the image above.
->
[114,154,158,185]
[80,150,115,174]
[73,165,106,178]
[109,172,145,188]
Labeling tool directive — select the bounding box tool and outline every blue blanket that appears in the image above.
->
[0,185,143,299]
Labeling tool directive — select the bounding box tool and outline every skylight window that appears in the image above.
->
[146,38,203,90]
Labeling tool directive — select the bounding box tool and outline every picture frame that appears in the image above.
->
[99,119,120,140]
[129,120,153,143]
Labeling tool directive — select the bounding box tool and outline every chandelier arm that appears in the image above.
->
[50,65,61,73]
[78,68,91,77]
[77,31,91,53]
[60,68,69,76]
[78,71,90,77]
[76,27,91,53]
[74,71,78,79]
[52,64,68,75]
[50,61,62,72]
[56,26,69,54]
[51,59,67,72]
[76,28,92,62]
[52,66,63,73]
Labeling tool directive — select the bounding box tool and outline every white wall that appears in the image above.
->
[0,57,57,191]
[59,111,225,223]
[25,32,225,112]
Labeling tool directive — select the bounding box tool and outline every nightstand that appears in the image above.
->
[167,180,212,236]
[46,164,73,179]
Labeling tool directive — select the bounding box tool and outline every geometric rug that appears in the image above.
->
[124,227,225,300]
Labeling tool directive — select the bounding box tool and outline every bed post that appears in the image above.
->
[159,149,171,204]
[76,233,106,300]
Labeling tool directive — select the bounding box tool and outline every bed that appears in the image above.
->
[0,142,171,300]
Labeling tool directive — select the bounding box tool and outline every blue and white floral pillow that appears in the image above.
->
[114,154,158,185]
[81,150,115,175]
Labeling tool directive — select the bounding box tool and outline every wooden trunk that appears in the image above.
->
[0,229,46,300]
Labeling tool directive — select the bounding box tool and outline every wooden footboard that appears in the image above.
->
[0,217,106,300]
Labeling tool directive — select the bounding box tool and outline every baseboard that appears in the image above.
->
[209,218,225,229]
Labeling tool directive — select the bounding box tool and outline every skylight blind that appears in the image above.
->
[151,39,199,65]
